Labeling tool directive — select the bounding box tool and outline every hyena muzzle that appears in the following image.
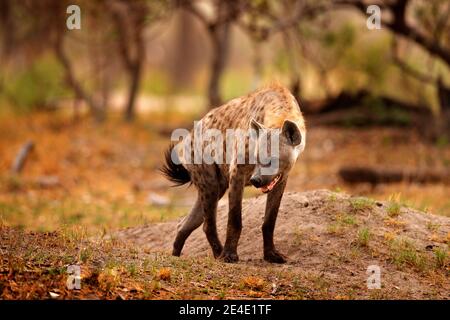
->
[161,84,306,263]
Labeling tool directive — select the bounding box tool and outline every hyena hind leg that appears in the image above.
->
[202,189,223,259]
[202,170,228,259]
[172,199,203,257]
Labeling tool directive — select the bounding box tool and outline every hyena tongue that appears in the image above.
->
[261,175,280,193]
[261,181,274,193]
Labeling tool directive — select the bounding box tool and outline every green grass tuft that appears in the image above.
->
[433,247,448,268]
[390,238,427,271]
[357,227,371,247]
[349,197,375,212]
[387,202,402,217]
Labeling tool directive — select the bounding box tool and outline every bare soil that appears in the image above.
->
[115,189,450,299]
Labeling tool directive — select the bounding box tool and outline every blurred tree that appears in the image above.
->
[237,0,326,103]
[108,0,147,121]
[0,0,84,114]
[109,0,171,121]
[334,0,450,138]
[0,0,113,120]
[53,0,111,122]
[168,9,203,90]
[335,0,450,67]
[1,0,447,129]
[176,0,243,108]
[0,0,172,121]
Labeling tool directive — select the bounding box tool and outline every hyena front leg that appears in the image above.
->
[220,175,245,263]
[172,198,203,257]
[263,179,288,263]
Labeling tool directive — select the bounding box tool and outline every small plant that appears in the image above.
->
[328,214,358,235]
[62,225,88,244]
[387,202,401,217]
[341,214,357,225]
[127,262,138,277]
[98,267,120,291]
[349,197,374,212]
[79,247,92,263]
[333,187,343,193]
[426,221,440,232]
[47,266,65,275]
[433,247,448,268]
[357,227,371,247]
[328,193,338,202]
[292,227,303,246]
[390,238,426,271]
[327,222,344,235]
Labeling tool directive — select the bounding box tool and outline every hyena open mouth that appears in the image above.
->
[261,174,282,193]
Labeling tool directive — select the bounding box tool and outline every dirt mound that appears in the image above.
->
[115,190,449,298]
[116,190,448,259]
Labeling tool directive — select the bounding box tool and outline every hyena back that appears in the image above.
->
[161,84,306,263]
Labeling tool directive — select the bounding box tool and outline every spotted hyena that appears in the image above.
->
[161,84,306,263]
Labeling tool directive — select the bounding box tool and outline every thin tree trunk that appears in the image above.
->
[207,22,231,108]
[110,1,146,121]
[125,62,143,121]
[282,30,302,104]
[54,33,105,122]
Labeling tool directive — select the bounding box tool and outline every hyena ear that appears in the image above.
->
[282,120,302,146]
[250,118,264,135]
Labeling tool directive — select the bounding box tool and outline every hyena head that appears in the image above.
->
[249,118,305,193]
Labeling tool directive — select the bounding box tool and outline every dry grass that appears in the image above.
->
[1,225,365,300]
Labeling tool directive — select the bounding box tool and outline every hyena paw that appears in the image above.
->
[264,250,287,264]
[219,251,239,263]
[172,250,181,257]
[212,245,224,259]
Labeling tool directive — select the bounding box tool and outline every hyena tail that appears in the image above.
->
[160,144,191,186]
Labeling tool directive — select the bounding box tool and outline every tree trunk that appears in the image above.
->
[125,62,142,121]
[207,23,231,108]
[109,1,146,122]
[170,10,200,89]
[434,77,450,140]
[290,75,302,106]
[54,33,105,122]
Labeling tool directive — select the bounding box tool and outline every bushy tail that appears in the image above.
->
[160,144,191,186]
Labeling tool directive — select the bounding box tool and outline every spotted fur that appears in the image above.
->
[164,84,306,263]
